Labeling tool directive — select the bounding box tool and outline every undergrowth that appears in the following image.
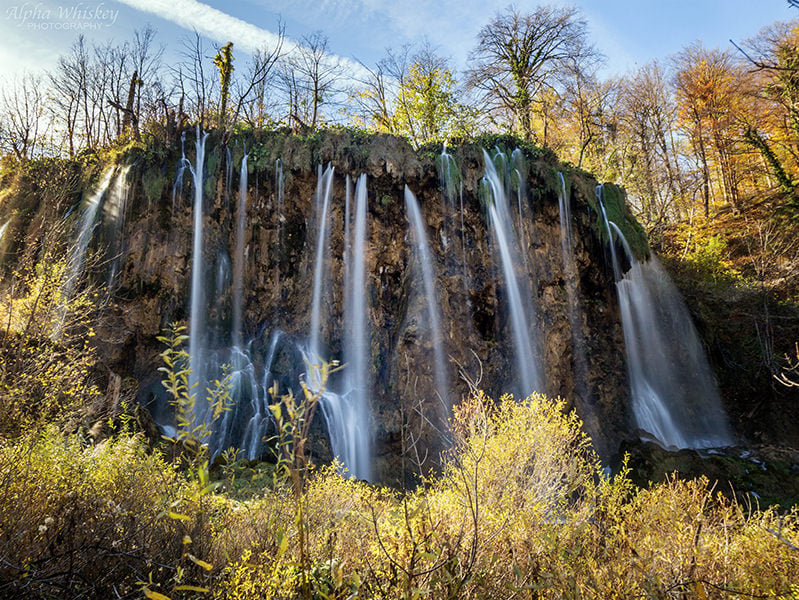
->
[1,390,797,599]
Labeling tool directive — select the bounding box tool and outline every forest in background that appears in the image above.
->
[1,6,799,231]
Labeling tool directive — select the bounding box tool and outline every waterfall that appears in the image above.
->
[319,174,373,481]
[438,146,470,298]
[405,186,450,411]
[344,175,352,297]
[172,133,187,213]
[482,150,543,397]
[104,165,132,289]
[511,149,529,272]
[241,330,283,460]
[275,158,285,254]
[0,219,10,268]
[304,166,372,479]
[597,187,733,449]
[63,166,115,300]
[232,153,249,348]
[308,164,335,364]
[0,220,8,261]
[188,128,209,427]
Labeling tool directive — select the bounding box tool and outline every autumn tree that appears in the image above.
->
[544,36,612,173]
[467,5,595,142]
[391,44,475,147]
[616,62,687,227]
[738,21,799,193]
[675,45,745,214]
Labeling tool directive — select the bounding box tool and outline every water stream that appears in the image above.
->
[597,186,733,449]
[481,150,543,397]
[405,186,450,411]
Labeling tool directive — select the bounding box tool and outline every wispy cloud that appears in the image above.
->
[116,0,367,76]
[116,0,283,52]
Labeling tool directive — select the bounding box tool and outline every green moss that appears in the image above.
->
[142,166,167,206]
[472,133,557,163]
[591,183,649,261]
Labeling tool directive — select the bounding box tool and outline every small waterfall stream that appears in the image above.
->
[597,186,733,449]
[63,166,115,299]
[275,158,285,255]
[405,186,450,411]
[557,173,588,397]
[308,165,335,363]
[188,128,210,427]
[482,150,543,397]
[305,167,373,480]
[104,165,132,289]
[438,146,470,305]
[232,153,249,348]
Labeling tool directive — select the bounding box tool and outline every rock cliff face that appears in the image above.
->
[2,130,640,484]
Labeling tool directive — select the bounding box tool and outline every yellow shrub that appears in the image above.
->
[0,428,212,598]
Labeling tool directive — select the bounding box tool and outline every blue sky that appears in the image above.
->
[0,0,795,82]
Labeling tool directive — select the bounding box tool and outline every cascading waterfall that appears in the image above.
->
[319,174,373,481]
[597,186,733,449]
[405,186,450,411]
[188,128,209,428]
[307,164,335,365]
[240,330,283,459]
[63,166,116,300]
[104,165,132,289]
[482,150,543,397]
[212,152,253,457]
[305,166,373,480]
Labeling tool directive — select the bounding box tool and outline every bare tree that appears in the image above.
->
[349,56,396,134]
[280,31,342,130]
[49,36,91,156]
[232,21,285,132]
[174,31,217,128]
[0,73,49,159]
[675,44,745,213]
[467,5,595,142]
[558,35,606,164]
[616,62,687,227]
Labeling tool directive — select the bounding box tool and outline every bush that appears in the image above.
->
[0,240,102,437]
[0,428,215,599]
[207,392,799,599]
[1,386,797,599]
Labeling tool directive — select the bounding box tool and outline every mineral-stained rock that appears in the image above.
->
[2,130,636,485]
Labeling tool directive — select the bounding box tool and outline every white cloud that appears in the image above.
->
[116,0,368,77]
[116,0,284,51]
